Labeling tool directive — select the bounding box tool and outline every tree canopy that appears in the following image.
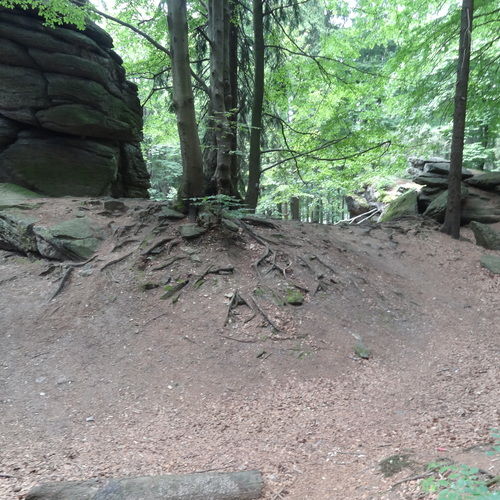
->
[1,0,498,220]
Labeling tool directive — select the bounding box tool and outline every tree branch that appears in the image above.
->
[92,7,210,95]
[261,140,391,172]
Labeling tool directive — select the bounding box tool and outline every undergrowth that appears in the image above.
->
[421,430,500,499]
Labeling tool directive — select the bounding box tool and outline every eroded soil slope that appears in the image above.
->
[0,200,499,499]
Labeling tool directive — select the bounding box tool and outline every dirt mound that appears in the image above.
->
[0,201,499,499]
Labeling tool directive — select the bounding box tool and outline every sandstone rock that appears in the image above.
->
[461,187,500,224]
[480,255,500,274]
[424,162,473,178]
[469,221,500,250]
[0,6,149,197]
[0,205,105,260]
[0,182,40,209]
[379,190,418,222]
[413,173,449,188]
[179,223,206,240]
[465,171,500,191]
[423,185,469,223]
[26,471,264,500]
[157,206,186,221]
[1,131,120,197]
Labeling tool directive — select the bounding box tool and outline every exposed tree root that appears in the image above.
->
[0,275,17,285]
[111,238,139,253]
[224,290,250,326]
[48,266,73,301]
[152,255,185,271]
[248,296,281,332]
[141,237,174,256]
[100,250,135,271]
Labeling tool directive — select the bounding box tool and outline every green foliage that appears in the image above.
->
[145,144,182,201]
[421,463,498,498]
[0,0,88,28]
[191,194,250,222]
[421,430,500,499]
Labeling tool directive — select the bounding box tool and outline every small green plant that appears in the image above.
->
[421,463,497,498]
[190,195,250,223]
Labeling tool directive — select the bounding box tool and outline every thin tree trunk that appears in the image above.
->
[209,0,233,195]
[167,0,205,209]
[442,0,473,239]
[290,197,300,220]
[228,6,241,197]
[245,0,265,211]
[282,202,289,220]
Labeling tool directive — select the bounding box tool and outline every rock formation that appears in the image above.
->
[380,158,500,225]
[0,6,150,198]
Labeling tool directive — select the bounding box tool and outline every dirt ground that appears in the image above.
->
[0,200,499,499]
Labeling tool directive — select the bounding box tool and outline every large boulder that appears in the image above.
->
[469,221,500,250]
[423,184,469,223]
[461,186,500,224]
[0,6,150,198]
[379,189,418,222]
[465,171,500,191]
[424,162,473,178]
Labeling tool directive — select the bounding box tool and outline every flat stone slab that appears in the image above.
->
[465,171,500,191]
[26,470,264,500]
[179,223,206,239]
[480,254,500,274]
[158,206,186,221]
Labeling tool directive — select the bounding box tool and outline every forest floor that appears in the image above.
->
[0,199,499,499]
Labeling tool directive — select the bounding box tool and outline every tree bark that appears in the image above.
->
[245,0,265,211]
[167,0,205,208]
[209,0,233,195]
[290,197,300,220]
[441,0,473,239]
[228,6,241,197]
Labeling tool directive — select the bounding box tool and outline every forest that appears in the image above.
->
[7,0,498,221]
[0,1,499,499]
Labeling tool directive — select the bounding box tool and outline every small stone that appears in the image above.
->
[103,200,128,212]
[354,341,371,359]
[85,416,95,422]
[179,223,206,240]
[286,288,304,306]
[158,206,185,221]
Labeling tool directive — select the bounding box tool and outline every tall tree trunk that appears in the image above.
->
[228,8,241,197]
[245,0,264,211]
[209,0,233,195]
[290,197,300,220]
[167,0,205,209]
[441,0,473,239]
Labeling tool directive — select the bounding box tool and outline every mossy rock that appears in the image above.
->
[379,454,412,477]
[179,223,206,240]
[424,184,469,223]
[0,183,42,210]
[465,171,500,191]
[158,206,185,221]
[285,288,304,306]
[379,189,418,222]
[470,221,500,250]
[480,254,500,274]
[354,341,371,359]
